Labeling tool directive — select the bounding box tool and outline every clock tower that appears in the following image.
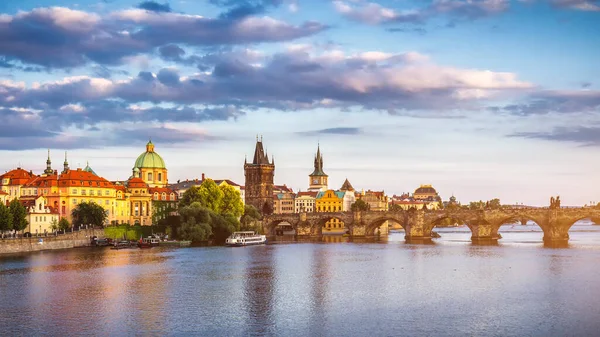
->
[308,144,328,192]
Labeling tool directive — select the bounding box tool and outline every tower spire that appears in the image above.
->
[63,151,69,173]
[44,149,53,175]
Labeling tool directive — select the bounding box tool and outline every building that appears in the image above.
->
[244,137,275,214]
[358,190,389,234]
[273,190,295,214]
[295,191,317,213]
[414,184,441,202]
[134,140,168,188]
[23,196,59,235]
[0,167,36,200]
[308,144,328,192]
[340,178,355,193]
[316,189,346,232]
[0,190,8,206]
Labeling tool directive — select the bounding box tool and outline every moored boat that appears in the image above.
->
[225,231,267,246]
[137,236,160,249]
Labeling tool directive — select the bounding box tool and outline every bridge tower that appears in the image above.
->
[244,136,275,214]
[308,144,328,192]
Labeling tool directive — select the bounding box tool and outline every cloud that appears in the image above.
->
[0,6,327,69]
[552,0,600,11]
[298,127,362,136]
[0,49,533,116]
[510,126,600,146]
[491,90,600,115]
[333,0,509,25]
[137,1,172,13]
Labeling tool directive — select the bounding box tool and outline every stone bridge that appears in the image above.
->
[263,208,600,244]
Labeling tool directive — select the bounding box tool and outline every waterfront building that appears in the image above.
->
[358,190,389,234]
[134,140,168,188]
[0,167,36,200]
[244,137,275,214]
[295,191,317,213]
[273,190,295,214]
[316,189,346,231]
[308,144,328,192]
[414,184,441,202]
[126,170,152,226]
[0,190,7,206]
[22,166,117,224]
[22,196,59,235]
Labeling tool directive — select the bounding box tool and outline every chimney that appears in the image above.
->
[202,173,205,180]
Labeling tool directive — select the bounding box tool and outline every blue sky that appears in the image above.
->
[1,0,599,206]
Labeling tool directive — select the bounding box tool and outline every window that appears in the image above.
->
[81,190,87,195]
[90,190,95,196]
[148,173,153,181]
[105,190,110,196]
[72,189,77,194]
[158,173,162,181]
[73,199,77,204]
[105,200,109,205]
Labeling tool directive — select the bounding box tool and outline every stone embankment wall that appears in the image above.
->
[0,229,104,255]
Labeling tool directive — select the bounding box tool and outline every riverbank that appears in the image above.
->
[0,229,103,255]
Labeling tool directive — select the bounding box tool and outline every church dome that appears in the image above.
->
[415,185,437,195]
[134,141,166,169]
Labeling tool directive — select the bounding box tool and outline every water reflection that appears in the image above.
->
[308,246,329,337]
[243,246,275,336]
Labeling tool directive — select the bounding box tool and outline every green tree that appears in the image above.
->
[241,205,261,227]
[219,184,244,218]
[0,202,13,234]
[351,199,370,212]
[9,199,28,233]
[58,217,70,231]
[50,218,59,232]
[179,186,202,208]
[152,200,177,224]
[488,198,502,210]
[198,179,224,213]
[178,202,213,242]
[71,202,107,227]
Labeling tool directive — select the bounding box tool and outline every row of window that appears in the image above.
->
[316,206,343,212]
[72,189,112,196]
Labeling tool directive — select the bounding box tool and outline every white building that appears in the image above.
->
[24,196,59,234]
[295,191,318,213]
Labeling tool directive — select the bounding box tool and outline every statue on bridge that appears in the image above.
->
[550,196,561,209]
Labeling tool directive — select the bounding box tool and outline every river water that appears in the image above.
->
[1,221,600,336]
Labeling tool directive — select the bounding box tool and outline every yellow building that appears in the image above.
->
[23,196,59,235]
[0,190,8,206]
[358,190,389,234]
[316,189,345,232]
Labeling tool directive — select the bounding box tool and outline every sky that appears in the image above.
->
[0,0,599,206]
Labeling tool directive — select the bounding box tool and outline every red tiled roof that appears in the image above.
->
[22,169,114,189]
[0,168,36,185]
[274,184,293,193]
[127,177,148,188]
[0,190,7,195]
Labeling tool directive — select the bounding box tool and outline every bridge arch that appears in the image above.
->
[265,218,300,236]
[315,214,352,235]
[365,215,407,236]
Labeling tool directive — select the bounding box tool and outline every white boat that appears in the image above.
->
[225,231,267,246]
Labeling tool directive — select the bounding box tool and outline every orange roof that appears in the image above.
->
[0,168,36,185]
[114,185,126,192]
[149,187,176,194]
[127,177,148,188]
[0,191,7,195]
[23,169,114,188]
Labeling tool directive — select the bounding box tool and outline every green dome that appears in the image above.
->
[134,141,166,169]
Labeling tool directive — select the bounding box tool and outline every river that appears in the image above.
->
[1,221,600,336]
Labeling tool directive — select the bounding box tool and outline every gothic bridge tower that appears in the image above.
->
[244,136,275,214]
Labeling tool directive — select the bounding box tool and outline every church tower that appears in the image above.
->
[44,149,54,175]
[308,144,328,192]
[244,136,275,214]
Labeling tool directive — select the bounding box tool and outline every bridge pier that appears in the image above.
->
[468,220,500,244]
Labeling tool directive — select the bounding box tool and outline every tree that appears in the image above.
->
[219,184,244,218]
[179,179,225,213]
[351,199,370,212]
[58,217,70,231]
[178,202,213,242]
[50,218,59,232]
[0,202,13,234]
[9,199,28,233]
[488,198,502,210]
[179,186,202,208]
[71,202,107,227]
[241,205,261,227]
